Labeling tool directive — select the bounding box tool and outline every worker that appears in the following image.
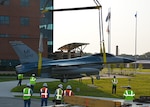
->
[23,83,33,107]
[54,84,63,105]
[123,87,135,101]
[17,73,23,86]
[40,83,50,106]
[112,75,118,94]
[29,73,36,91]
[63,85,74,96]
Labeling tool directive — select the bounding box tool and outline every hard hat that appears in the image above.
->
[127,86,131,89]
[43,83,48,87]
[32,74,35,76]
[26,83,31,87]
[58,84,63,89]
[66,85,72,89]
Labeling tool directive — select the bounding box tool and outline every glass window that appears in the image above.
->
[0,0,10,5]
[47,24,53,30]
[40,0,53,9]
[47,41,53,45]
[20,0,29,6]
[0,34,9,38]
[20,17,29,26]
[0,16,9,24]
[20,34,29,38]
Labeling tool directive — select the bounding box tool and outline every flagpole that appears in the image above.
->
[134,12,137,75]
[108,8,111,53]
[106,8,111,76]
[108,8,111,77]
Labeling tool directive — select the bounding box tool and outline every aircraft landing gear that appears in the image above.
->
[96,75,100,80]
[60,78,68,83]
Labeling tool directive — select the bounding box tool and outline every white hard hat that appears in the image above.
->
[32,74,35,76]
[26,83,31,87]
[66,85,72,89]
[58,84,63,89]
[43,83,48,87]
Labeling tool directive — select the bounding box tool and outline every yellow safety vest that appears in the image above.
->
[23,88,31,100]
[112,79,118,85]
[55,88,63,100]
[30,76,36,85]
[18,74,23,79]
[123,90,135,100]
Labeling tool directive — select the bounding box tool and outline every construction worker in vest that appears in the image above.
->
[112,75,118,94]
[29,73,36,91]
[54,84,63,105]
[17,73,23,86]
[123,87,135,101]
[23,83,33,107]
[63,85,74,96]
[40,83,50,106]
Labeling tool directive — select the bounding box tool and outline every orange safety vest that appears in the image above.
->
[64,89,73,96]
[40,87,48,98]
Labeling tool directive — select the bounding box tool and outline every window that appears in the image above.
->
[20,34,29,38]
[20,17,29,26]
[47,41,52,45]
[20,0,29,6]
[47,24,53,30]
[0,16,9,25]
[0,34,9,38]
[0,0,10,5]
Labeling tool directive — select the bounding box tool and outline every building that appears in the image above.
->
[0,0,53,68]
[134,60,150,69]
[40,0,53,56]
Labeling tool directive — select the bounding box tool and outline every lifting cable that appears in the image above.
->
[41,0,106,63]
[93,0,107,63]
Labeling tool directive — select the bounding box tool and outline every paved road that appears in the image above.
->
[0,97,44,107]
[0,78,57,107]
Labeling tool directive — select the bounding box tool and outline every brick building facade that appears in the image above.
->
[0,0,53,67]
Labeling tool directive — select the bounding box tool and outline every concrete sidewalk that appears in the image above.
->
[0,78,57,97]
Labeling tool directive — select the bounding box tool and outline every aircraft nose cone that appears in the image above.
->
[123,58,135,63]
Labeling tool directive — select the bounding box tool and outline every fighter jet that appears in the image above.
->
[9,41,134,82]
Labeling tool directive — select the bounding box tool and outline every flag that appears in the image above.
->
[106,10,111,33]
[135,12,137,18]
[106,12,111,22]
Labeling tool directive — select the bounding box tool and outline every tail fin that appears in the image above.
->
[9,41,39,64]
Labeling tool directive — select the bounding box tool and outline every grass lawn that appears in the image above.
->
[82,74,150,99]
[11,73,150,99]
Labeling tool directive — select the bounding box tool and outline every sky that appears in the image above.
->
[53,0,150,55]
